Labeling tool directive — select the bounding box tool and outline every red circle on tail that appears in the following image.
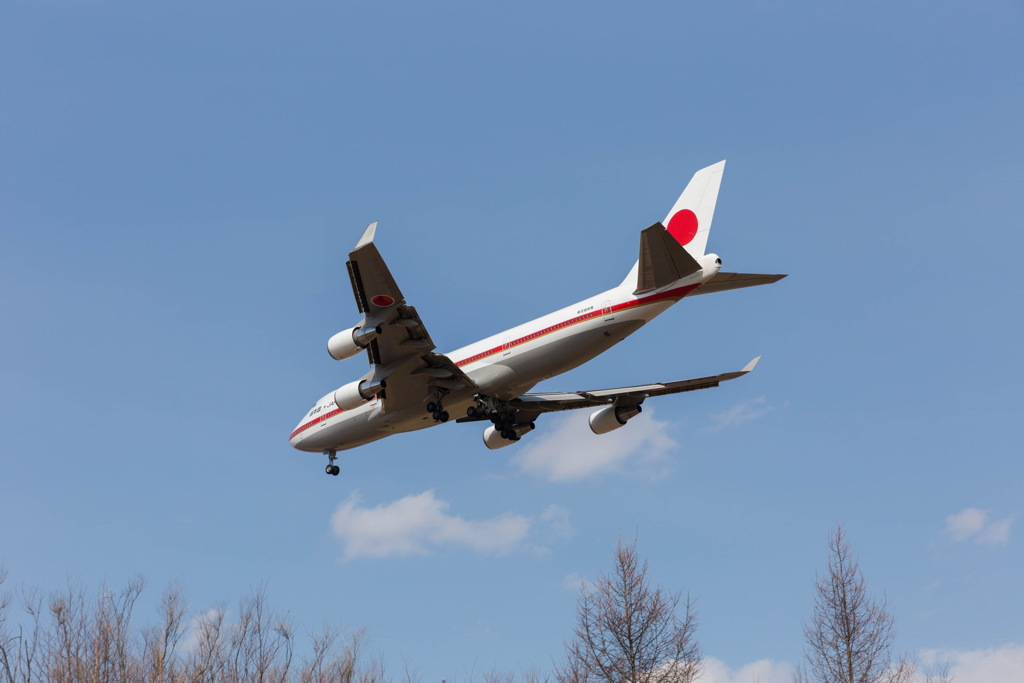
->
[371,295,395,307]
[667,209,699,246]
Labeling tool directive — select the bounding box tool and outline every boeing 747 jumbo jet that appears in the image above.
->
[290,161,785,476]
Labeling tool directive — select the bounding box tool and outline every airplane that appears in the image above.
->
[289,161,785,476]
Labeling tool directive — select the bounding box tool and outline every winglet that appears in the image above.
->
[741,355,761,374]
[354,221,378,250]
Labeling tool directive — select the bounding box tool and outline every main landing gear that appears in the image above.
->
[324,449,340,476]
[425,400,449,423]
[490,410,524,441]
[468,398,524,441]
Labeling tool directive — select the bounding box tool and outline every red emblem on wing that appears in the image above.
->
[666,209,699,246]
[371,295,396,307]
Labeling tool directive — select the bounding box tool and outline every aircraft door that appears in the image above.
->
[602,300,614,321]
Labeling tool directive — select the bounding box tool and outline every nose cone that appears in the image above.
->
[292,392,342,452]
[290,413,318,451]
[289,420,305,450]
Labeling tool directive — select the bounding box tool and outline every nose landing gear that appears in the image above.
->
[324,449,340,476]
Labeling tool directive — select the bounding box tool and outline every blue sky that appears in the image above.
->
[2,1,1023,681]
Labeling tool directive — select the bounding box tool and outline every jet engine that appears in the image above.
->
[482,422,535,450]
[327,324,382,361]
[333,378,385,411]
[588,404,643,435]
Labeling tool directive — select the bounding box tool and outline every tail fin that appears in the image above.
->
[662,160,725,258]
[633,222,702,294]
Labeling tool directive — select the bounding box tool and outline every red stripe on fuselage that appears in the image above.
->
[290,407,343,440]
[452,283,698,368]
[291,283,699,440]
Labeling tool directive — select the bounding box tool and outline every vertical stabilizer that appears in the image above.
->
[662,160,725,258]
[634,223,702,293]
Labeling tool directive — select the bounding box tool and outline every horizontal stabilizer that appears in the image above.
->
[691,272,787,296]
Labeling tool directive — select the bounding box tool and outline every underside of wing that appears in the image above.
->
[346,223,428,367]
[343,223,478,411]
[376,349,479,412]
[509,357,761,414]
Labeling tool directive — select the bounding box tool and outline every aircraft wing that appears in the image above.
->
[346,223,478,409]
[507,356,761,416]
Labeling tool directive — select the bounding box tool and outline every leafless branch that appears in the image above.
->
[557,537,702,683]
[796,524,916,683]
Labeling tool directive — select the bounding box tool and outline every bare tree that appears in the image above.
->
[44,582,90,683]
[0,568,17,683]
[795,524,915,683]
[923,661,953,683]
[0,573,399,683]
[557,537,702,683]
[141,584,188,683]
[300,625,360,683]
[220,585,294,683]
[184,605,228,683]
[0,584,43,683]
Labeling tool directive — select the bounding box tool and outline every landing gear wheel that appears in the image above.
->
[426,401,439,414]
[466,406,478,418]
[323,449,339,477]
[439,411,449,422]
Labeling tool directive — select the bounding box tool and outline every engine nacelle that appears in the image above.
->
[588,404,643,435]
[482,422,535,450]
[333,378,385,411]
[483,426,513,450]
[327,324,382,361]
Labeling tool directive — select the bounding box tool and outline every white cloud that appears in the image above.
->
[705,396,772,433]
[684,645,1024,683]
[540,504,573,540]
[918,643,1024,683]
[510,409,677,482]
[946,508,986,541]
[676,645,1024,683]
[978,516,1013,544]
[945,508,1014,545]
[561,572,595,594]
[696,657,793,683]
[330,490,562,560]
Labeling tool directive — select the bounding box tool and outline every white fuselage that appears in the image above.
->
[289,255,720,453]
